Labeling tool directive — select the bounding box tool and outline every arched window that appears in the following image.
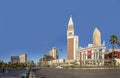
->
[99,48,102,59]
[96,52,98,59]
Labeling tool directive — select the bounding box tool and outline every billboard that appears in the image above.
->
[87,50,92,59]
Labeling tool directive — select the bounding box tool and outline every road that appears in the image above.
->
[0,68,29,78]
[1,67,120,78]
[33,68,120,78]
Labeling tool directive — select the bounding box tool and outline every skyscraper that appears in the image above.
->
[93,27,101,46]
[67,16,79,60]
[48,47,58,60]
[11,54,27,63]
[19,54,27,63]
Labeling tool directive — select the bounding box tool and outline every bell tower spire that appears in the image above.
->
[67,16,74,36]
[68,16,73,25]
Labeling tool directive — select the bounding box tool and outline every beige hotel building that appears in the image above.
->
[48,47,58,60]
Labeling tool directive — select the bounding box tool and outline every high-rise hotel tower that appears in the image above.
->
[67,16,79,60]
[93,27,101,46]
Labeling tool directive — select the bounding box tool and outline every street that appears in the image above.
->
[0,68,29,78]
[33,67,120,78]
[0,67,120,78]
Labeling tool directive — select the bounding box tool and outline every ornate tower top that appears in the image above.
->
[93,27,101,46]
[68,16,73,25]
[67,16,74,31]
[93,27,100,35]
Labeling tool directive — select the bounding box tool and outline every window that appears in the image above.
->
[83,52,86,60]
[94,50,97,59]
[99,48,102,52]
[99,52,102,59]
[69,32,72,35]
[99,48,102,59]
[96,52,98,59]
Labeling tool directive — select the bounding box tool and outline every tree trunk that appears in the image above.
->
[112,44,114,67]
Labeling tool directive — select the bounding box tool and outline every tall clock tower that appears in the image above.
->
[67,16,75,60]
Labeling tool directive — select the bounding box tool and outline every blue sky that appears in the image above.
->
[0,0,120,63]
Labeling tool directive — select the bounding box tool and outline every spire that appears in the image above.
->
[67,16,74,31]
[68,16,73,25]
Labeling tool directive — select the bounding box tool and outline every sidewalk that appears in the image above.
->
[29,71,35,78]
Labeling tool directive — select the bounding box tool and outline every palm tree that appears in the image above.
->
[43,55,54,61]
[110,35,120,67]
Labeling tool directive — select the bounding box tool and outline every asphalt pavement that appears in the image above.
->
[33,68,120,78]
[1,67,120,78]
[0,68,28,78]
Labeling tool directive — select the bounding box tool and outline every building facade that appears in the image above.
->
[78,28,105,66]
[79,46,105,66]
[105,49,120,66]
[11,56,20,63]
[66,16,106,66]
